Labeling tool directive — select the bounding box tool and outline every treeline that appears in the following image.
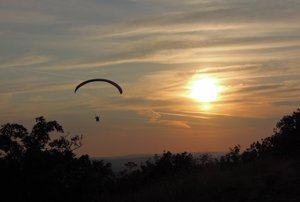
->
[1,110,300,201]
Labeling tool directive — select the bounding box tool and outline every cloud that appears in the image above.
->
[1,0,298,74]
[138,109,191,128]
[138,109,161,122]
[272,101,300,107]
[0,9,59,24]
[161,120,191,128]
[47,28,300,71]
[0,54,52,69]
[73,0,300,39]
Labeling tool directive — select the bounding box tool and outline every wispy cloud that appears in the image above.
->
[49,30,300,70]
[0,54,52,68]
[0,9,60,24]
[74,0,300,36]
[138,109,191,128]
[272,101,300,107]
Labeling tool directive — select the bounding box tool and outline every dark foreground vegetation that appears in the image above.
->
[1,110,300,202]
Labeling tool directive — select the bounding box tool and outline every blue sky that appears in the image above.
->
[1,0,300,156]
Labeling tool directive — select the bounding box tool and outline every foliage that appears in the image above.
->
[240,109,300,162]
[0,116,113,202]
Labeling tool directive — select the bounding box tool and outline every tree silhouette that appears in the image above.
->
[219,145,241,166]
[0,116,113,202]
[239,109,300,160]
[0,123,27,160]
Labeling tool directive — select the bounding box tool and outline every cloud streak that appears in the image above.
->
[0,54,52,69]
[138,109,191,128]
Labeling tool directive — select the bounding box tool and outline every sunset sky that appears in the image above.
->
[1,0,300,157]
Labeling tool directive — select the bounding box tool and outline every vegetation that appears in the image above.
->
[0,117,113,202]
[1,110,300,201]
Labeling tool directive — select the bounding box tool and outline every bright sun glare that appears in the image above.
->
[188,77,223,107]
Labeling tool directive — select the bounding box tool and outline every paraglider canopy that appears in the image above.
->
[74,78,123,94]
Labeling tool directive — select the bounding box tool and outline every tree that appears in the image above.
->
[0,116,113,202]
[219,145,241,166]
[240,109,300,161]
[0,123,28,159]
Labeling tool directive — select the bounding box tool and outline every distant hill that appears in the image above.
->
[92,152,226,172]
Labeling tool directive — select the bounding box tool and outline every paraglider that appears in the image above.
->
[74,78,123,122]
[74,78,123,94]
[95,115,100,122]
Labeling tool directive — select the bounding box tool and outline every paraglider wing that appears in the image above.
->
[74,78,123,94]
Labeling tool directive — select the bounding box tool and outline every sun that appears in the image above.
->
[188,76,223,104]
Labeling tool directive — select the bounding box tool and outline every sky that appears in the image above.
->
[1,0,300,157]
